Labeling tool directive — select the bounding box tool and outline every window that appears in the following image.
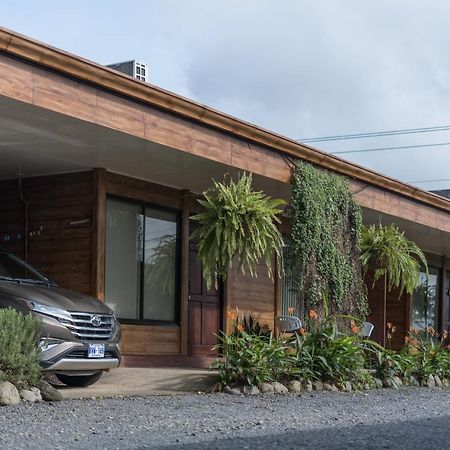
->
[280,241,303,318]
[104,197,179,323]
[412,267,440,331]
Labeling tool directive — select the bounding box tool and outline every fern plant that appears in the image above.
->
[191,173,285,288]
[360,224,428,295]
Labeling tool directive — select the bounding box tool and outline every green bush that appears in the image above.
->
[213,332,291,387]
[0,308,42,389]
[293,325,367,384]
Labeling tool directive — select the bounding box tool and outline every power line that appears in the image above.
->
[407,177,450,185]
[298,125,450,143]
[331,141,450,155]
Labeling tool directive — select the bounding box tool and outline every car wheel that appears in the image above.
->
[55,371,103,387]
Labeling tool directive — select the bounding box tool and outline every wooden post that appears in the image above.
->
[179,190,191,355]
[274,254,280,335]
[441,256,447,333]
[382,273,387,347]
[91,168,106,300]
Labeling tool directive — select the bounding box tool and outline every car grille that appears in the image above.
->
[59,312,114,341]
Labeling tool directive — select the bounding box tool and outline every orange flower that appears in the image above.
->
[308,309,318,320]
[442,330,448,340]
[387,322,393,330]
[409,327,419,335]
[226,308,238,321]
[351,325,360,334]
[288,306,295,315]
[236,323,244,333]
[299,327,307,336]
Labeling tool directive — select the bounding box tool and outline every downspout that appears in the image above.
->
[18,177,29,262]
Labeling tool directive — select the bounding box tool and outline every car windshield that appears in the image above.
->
[0,252,53,284]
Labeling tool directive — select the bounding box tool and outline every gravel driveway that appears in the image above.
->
[1,388,449,449]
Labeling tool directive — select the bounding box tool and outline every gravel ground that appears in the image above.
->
[1,388,450,449]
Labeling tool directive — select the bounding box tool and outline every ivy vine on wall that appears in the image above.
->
[289,161,368,318]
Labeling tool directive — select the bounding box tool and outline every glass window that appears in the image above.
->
[143,208,178,321]
[105,198,142,320]
[105,197,179,323]
[280,242,303,318]
[412,267,440,331]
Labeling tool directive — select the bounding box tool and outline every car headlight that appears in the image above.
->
[26,301,72,321]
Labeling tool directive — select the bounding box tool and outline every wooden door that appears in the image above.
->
[188,238,222,356]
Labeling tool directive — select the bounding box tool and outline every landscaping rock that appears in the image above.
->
[374,378,383,389]
[383,378,393,388]
[224,386,242,395]
[434,375,443,388]
[38,381,63,402]
[330,384,339,392]
[305,381,313,392]
[323,383,333,392]
[20,387,42,403]
[442,378,449,388]
[243,385,260,396]
[272,382,288,394]
[0,382,20,406]
[313,381,324,392]
[344,381,352,392]
[287,380,302,393]
[408,376,420,387]
[426,375,436,388]
[258,383,274,394]
[392,376,403,388]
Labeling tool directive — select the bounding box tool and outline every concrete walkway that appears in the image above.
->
[58,367,218,399]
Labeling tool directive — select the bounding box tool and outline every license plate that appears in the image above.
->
[88,343,105,358]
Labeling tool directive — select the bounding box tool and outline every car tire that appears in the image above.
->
[55,371,103,387]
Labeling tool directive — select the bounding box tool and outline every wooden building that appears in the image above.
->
[0,27,449,364]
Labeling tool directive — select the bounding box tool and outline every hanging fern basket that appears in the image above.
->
[190,173,285,288]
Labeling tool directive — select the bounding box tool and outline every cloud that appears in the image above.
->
[2,0,450,189]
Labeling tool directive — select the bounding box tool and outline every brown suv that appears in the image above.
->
[0,250,121,387]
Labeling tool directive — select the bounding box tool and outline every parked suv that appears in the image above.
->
[0,250,121,387]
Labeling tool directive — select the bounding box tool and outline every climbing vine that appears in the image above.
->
[289,161,368,319]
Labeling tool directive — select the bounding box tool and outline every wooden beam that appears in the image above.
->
[179,190,191,355]
[91,168,106,300]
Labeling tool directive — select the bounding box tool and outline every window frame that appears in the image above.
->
[411,265,441,332]
[104,194,181,326]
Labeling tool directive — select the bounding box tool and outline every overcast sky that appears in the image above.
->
[3,1,450,190]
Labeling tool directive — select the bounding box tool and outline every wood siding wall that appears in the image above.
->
[0,172,94,294]
[226,259,277,333]
[366,273,410,350]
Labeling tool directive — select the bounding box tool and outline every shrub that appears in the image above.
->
[213,332,291,388]
[231,313,271,338]
[293,325,367,384]
[0,308,42,389]
[404,329,450,382]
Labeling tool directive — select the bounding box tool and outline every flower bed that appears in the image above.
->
[214,312,450,394]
